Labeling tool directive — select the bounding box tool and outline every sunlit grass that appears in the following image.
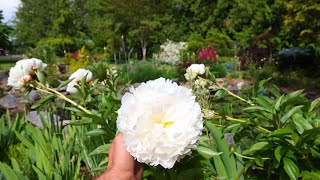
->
[0,62,15,72]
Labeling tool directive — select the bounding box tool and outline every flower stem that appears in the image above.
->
[234,151,270,160]
[213,83,255,106]
[35,82,92,115]
[211,112,271,133]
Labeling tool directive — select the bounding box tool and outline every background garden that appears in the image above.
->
[0,0,320,179]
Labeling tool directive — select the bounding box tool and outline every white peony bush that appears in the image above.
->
[154,40,188,65]
[184,64,206,80]
[66,69,93,94]
[117,78,203,168]
[7,58,47,89]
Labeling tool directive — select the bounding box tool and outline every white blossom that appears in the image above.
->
[154,40,188,64]
[7,58,47,89]
[66,69,93,94]
[195,79,208,89]
[117,78,203,168]
[184,64,205,80]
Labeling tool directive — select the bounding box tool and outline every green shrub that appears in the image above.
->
[87,61,116,81]
[210,63,227,78]
[67,46,90,73]
[121,61,179,84]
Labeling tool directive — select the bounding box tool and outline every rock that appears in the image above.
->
[28,111,60,129]
[28,90,41,103]
[236,82,245,90]
[224,133,235,147]
[0,94,25,114]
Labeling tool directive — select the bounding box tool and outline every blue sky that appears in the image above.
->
[0,0,21,24]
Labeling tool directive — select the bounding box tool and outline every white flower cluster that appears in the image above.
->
[154,40,187,64]
[117,78,203,168]
[66,69,93,94]
[7,58,47,89]
[194,79,208,89]
[184,64,205,80]
[202,109,215,118]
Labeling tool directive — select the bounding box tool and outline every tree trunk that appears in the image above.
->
[142,45,147,60]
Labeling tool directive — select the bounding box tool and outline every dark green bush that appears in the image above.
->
[222,61,237,72]
[277,47,318,77]
[121,61,179,84]
[210,63,227,78]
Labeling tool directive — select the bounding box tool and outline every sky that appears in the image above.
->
[0,0,21,24]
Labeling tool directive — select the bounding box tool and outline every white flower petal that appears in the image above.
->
[117,77,203,169]
[7,58,47,89]
[66,69,93,94]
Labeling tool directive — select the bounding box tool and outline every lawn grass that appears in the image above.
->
[0,62,15,72]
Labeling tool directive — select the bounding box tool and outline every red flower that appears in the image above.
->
[71,51,78,59]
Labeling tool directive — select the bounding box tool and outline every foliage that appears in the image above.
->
[280,0,320,50]
[87,61,117,81]
[0,111,25,163]
[277,47,318,76]
[67,46,90,73]
[29,42,59,84]
[14,0,90,51]
[241,83,320,179]
[184,31,234,62]
[121,61,179,84]
[210,63,227,78]
[206,29,235,57]
[0,10,13,51]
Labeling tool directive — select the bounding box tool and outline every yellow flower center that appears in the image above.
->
[150,113,174,128]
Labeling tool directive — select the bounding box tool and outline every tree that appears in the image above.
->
[105,0,169,60]
[15,0,91,52]
[280,0,320,50]
[0,10,13,51]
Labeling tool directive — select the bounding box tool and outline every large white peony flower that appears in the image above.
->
[66,69,93,94]
[117,78,203,168]
[184,64,205,80]
[7,58,47,88]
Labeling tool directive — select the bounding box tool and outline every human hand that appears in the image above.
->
[97,132,144,180]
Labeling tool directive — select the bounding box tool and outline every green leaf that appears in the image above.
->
[283,157,300,180]
[31,94,55,109]
[301,170,320,180]
[309,97,320,113]
[274,146,287,162]
[98,157,109,167]
[15,131,35,152]
[0,162,20,180]
[205,121,238,180]
[196,146,223,159]
[214,89,227,100]
[254,96,273,109]
[274,95,284,111]
[57,78,74,90]
[269,128,294,136]
[310,147,320,158]
[254,156,264,166]
[243,142,268,155]
[32,165,47,179]
[10,158,22,175]
[86,129,108,136]
[292,114,312,134]
[35,71,46,84]
[243,106,271,113]
[88,144,111,156]
[280,105,304,125]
